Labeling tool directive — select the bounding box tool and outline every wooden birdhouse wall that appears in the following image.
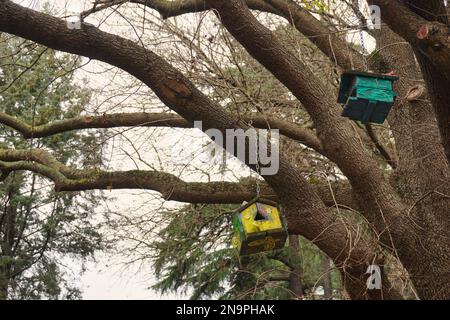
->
[232,201,287,256]
[338,71,399,124]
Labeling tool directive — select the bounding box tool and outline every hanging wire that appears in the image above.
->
[247,120,261,199]
[356,0,369,71]
[255,130,261,198]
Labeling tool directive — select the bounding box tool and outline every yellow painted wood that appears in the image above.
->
[241,203,282,234]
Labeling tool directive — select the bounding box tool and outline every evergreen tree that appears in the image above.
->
[0,35,106,300]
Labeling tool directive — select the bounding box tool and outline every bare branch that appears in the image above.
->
[0,148,358,209]
[365,124,397,169]
[83,0,363,70]
[263,0,365,70]
[0,111,323,152]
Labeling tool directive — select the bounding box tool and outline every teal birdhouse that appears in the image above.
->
[337,71,399,124]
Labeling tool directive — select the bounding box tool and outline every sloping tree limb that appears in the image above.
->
[0,148,359,208]
[0,111,324,153]
[0,152,273,204]
[86,0,364,70]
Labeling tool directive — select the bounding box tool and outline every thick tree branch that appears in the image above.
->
[132,0,281,18]
[369,0,450,80]
[0,111,323,153]
[82,0,281,19]
[0,162,268,204]
[0,148,359,209]
[86,0,364,70]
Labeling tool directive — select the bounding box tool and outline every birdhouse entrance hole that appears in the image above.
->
[254,203,270,221]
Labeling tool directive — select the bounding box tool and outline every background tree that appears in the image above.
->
[0,0,448,299]
[0,34,106,299]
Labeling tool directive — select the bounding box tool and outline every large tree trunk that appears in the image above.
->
[372,4,450,300]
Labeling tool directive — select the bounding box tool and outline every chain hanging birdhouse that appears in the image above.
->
[232,198,287,256]
[337,0,399,124]
[337,70,399,124]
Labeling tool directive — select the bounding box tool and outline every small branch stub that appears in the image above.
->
[406,85,426,101]
[417,24,429,40]
[162,77,193,102]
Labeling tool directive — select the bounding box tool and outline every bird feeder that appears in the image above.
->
[337,71,399,124]
[232,198,287,256]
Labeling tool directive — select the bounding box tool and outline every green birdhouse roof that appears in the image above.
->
[338,71,399,104]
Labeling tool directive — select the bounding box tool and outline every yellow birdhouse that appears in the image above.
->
[232,198,287,256]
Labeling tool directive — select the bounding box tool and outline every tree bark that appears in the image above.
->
[369,0,450,80]
[369,0,450,163]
